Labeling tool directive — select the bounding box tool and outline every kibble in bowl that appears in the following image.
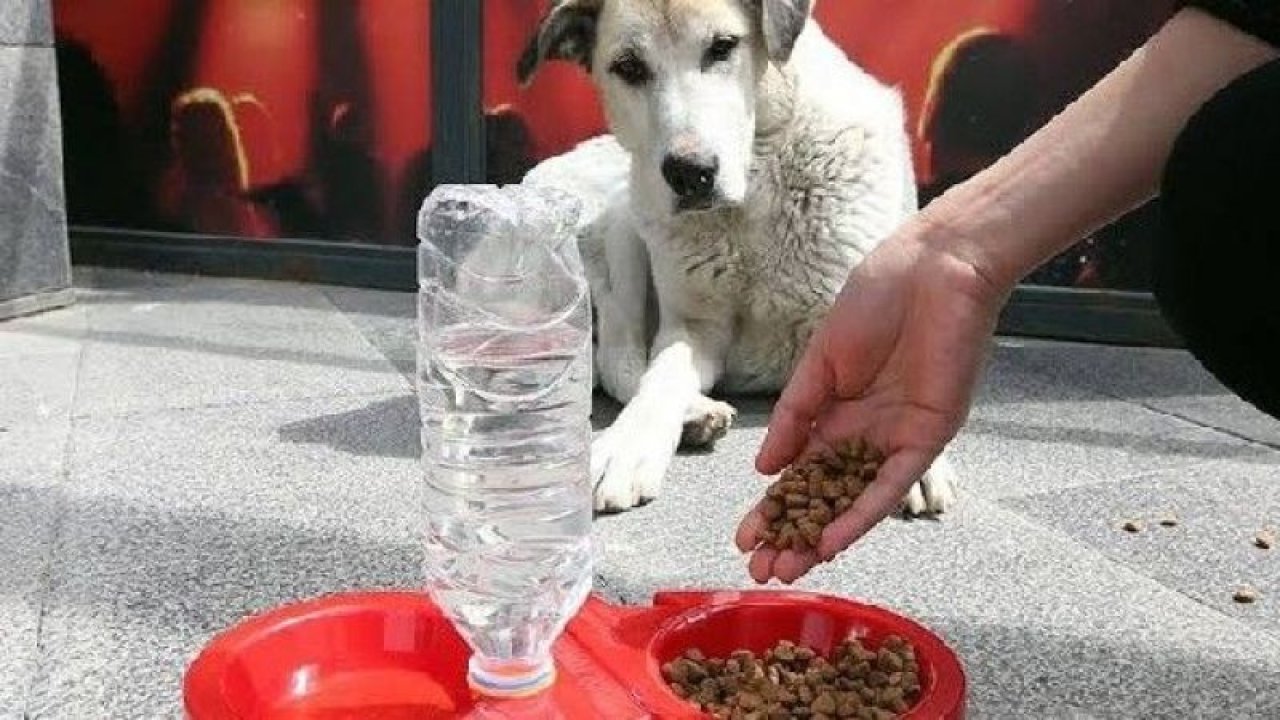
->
[648,595,967,719]
[663,636,921,719]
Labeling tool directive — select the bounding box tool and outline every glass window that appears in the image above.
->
[54,0,433,247]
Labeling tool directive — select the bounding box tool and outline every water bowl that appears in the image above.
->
[184,590,966,719]
[183,592,468,720]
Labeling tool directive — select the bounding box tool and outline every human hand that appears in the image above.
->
[735,223,1008,583]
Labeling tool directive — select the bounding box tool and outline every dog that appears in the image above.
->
[518,0,958,515]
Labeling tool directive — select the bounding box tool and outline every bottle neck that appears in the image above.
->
[467,654,556,700]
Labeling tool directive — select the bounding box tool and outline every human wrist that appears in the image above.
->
[914,179,1023,299]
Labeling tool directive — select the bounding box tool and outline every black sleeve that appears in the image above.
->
[1183,0,1280,47]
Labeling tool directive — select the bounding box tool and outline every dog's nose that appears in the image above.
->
[661,153,719,202]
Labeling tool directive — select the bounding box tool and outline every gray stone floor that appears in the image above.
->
[2,268,1278,719]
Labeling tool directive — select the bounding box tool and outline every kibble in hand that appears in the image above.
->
[757,440,884,554]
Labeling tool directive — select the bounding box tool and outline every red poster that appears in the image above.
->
[55,0,433,246]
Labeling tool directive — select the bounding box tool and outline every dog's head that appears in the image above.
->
[518,0,812,214]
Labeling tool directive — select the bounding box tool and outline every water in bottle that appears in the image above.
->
[416,184,594,700]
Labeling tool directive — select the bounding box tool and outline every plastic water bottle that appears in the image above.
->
[416,184,594,700]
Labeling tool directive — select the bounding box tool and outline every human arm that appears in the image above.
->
[931,5,1277,292]
[738,6,1278,583]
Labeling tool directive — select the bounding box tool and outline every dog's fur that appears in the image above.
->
[520,0,957,513]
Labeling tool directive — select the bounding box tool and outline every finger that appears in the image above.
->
[735,504,769,553]
[817,449,936,561]
[748,547,779,584]
[772,548,821,585]
[756,345,835,475]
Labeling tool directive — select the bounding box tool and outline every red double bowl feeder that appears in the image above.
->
[184,589,967,719]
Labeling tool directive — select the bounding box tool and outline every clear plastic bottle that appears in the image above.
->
[416,184,594,700]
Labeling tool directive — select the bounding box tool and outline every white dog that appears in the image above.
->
[519,0,957,515]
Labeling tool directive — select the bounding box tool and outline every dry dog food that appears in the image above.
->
[663,636,923,719]
[1233,585,1260,604]
[757,441,884,553]
[1120,513,1179,533]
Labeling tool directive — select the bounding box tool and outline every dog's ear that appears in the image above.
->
[759,0,812,63]
[516,0,604,86]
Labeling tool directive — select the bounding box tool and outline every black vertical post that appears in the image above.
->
[431,0,487,184]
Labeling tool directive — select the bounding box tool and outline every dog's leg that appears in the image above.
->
[592,319,728,512]
[577,220,609,393]
[593,215,650,404]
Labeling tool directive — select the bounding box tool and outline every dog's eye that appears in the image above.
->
[609,54,651,87]
[705,35,740,65]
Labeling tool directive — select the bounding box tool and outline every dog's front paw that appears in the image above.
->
[680,395,737,449]
[903,452,959,516]
[591,410,683,513]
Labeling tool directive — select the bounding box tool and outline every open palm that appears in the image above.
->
[736,230,1006,583]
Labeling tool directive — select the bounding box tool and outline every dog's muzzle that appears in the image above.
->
[662,153,719,211]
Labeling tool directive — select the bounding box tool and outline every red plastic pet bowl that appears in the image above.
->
[184,590,966,719]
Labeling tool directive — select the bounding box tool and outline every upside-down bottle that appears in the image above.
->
[416,183,594,703]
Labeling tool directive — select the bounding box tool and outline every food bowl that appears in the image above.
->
[642,591,967,719]
[185,590,965,719]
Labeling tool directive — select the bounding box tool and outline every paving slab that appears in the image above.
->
[0,353,78,473]
[0,352,78,422]
[23,494,420,719]
[0,482,57,716]
[805,500,1280,719]
[64,392,423,535]
[1003,458,1280,634]
[1005,338,1280,447]
[319,285,417,379]
[0,304,86,358]
[69,271,406,417]
[945,349,1273,500]
[0,342,76,716]
[26,395,425,718]
[1135,394,1280,449]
